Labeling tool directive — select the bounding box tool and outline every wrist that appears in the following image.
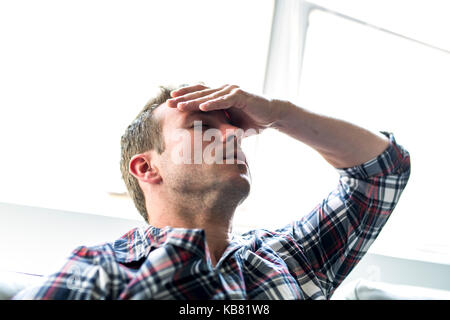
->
[269,99,298,131]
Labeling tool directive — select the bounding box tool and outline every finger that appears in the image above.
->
[198,92,237,111]
[175,85,237,112]
[167,85,228,108]
[170,83,209,98]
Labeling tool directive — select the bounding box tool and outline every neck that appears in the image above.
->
[148,189,237,267]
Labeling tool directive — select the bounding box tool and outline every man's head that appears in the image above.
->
[120,84,251,223]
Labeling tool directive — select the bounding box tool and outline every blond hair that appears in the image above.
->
[120,84,181,222]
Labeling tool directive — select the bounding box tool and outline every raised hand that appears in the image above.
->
[167,84,282,133]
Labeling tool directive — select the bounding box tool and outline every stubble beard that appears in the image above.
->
[166,163,251,220]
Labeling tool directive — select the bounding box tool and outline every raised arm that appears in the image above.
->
[270,99,390,168]
[167,83,390,167]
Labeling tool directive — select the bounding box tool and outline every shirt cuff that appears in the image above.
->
[335,131,411,180]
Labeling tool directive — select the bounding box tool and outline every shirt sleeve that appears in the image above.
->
[278,131,411,298]
[12,245,112,300]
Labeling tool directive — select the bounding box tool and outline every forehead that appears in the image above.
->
[155,102,229,128]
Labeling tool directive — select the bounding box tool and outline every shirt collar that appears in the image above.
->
[113,225,209,264]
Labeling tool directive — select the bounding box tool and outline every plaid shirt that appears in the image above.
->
[13,131,410,300]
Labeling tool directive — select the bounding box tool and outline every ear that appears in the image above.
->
[129,152,162,185]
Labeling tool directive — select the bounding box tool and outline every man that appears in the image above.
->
[14,83,410,299]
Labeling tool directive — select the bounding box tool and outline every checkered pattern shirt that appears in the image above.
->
[13,131,410,300]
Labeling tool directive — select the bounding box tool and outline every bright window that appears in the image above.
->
[266,3,450,260]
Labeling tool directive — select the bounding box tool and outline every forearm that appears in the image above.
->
[271,99,390,169]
